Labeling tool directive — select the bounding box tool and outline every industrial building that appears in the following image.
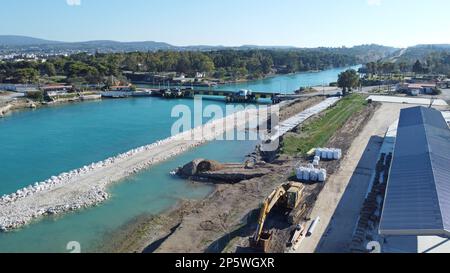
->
[379,106,450,252]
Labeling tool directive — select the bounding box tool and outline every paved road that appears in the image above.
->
[438,88,450,103]
[296,103,411,253]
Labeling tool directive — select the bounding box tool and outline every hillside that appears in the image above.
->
[0,35,61,46]
[0,36,396,61]
[341,44,399,63]
[394,44,450,62]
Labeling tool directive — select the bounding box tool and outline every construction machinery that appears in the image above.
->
[251,182,305,252]
[288,224,305,248]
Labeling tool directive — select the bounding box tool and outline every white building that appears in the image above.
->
[379,107,450,253]
[396,83,437,95]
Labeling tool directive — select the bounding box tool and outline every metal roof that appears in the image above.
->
[379,106,450,236]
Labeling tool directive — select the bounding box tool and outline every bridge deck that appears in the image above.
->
[188,90,280,99]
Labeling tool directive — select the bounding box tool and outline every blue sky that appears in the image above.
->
[0,0,449,47]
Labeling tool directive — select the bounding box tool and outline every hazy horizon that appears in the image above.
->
[4,34,450,50]
[0,0,449,48]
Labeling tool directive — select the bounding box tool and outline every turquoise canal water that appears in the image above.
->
[0,66,355,252]
[0,98,241,196]
[213,65,361,93]
[0,140,255,253]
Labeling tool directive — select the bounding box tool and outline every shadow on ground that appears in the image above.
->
[142,223,181,253]
[314,135,384,253]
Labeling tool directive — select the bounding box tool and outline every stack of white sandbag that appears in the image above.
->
[315,148,342,160]
[296,167,327,182]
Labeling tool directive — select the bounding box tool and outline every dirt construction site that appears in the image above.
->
[100,95,449,253]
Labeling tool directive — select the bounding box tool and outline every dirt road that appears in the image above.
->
[296,103,413,253]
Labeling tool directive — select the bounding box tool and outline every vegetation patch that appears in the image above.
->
[26,91,44,102]
[282,94,368,155]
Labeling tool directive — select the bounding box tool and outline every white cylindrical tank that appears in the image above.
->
[307,217,321,236]
[313,159,319,166]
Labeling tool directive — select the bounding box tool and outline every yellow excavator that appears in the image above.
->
[251,182,305,252]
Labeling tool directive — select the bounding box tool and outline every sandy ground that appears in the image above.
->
[155,164,293,253]
[295,103,422,253]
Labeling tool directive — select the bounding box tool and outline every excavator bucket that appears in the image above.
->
[260,232,273,253]
[249,231,273,253]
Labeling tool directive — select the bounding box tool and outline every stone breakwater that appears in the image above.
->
[0,107,266,232]
[0,104,12,118]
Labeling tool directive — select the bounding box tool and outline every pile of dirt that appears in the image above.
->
[179,160,277,184]
[177,159,224,177]
[197,160,224,173]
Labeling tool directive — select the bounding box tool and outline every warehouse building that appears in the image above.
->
[379,106,450,253]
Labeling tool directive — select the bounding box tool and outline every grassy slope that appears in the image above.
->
[282,94,367,155]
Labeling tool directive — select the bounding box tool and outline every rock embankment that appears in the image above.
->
[0,104,12,118]
[0,106,266,232]
[0,100,37,118]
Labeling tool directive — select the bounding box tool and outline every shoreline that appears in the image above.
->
[0,105,267,232]
[94,188,215,253]
[0,95,101,118]
[134,64,359,89]
[0,64,358,118]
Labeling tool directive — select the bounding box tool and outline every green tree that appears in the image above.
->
[39,62,57,77]
[412,60,424,74]
[213,68,226,79]
[338,69,360,95]
[26,91,44,102]
[398,62,409,73]
[14,68,39,84]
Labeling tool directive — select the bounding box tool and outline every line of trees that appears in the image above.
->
[0,49,359,84]
[361,61,413,75]
[361,52,450,76]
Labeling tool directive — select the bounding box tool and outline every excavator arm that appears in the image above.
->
[253,186,287,242]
